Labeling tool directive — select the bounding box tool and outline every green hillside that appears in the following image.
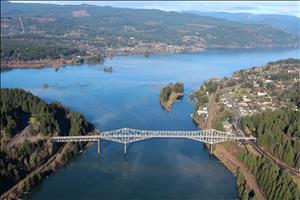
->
[1,2,299,62]
[0,88,94,196]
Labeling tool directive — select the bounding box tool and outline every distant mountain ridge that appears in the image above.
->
[185,11,300,34]
[1,1,299,63]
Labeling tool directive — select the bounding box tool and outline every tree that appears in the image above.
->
[241,108,300,168]
[215,93,220,103]
[238,151,300,200]
[283,142,295,167]
[174,82,184,93]
[0,88,94,196]
[5,116,17,137]
[160,86,171,102]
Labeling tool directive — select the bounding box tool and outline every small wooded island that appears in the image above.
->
[160,82,184,111]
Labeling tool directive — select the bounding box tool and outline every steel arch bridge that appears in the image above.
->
[51,128,255,154]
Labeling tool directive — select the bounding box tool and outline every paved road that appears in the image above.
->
[249,140,300,175]
[227,94,300,175]
[205,85,221,129]
[204,87,266,199]
[219,145,266,200]
[6,126,48,150]
[6,126,30,149]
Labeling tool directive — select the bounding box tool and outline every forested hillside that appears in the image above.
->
[1,37,84,61]
[187,11,300,34]
[1,1,299,64]
[242,109,300,168]
[238,149,299,200]
[0,89,94,197]
[192,58,300,199]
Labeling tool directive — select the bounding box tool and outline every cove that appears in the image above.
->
[1,48,299,199]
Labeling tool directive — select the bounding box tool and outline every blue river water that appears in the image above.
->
[1,48,299,199]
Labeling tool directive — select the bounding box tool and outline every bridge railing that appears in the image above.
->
[51,128,256,154]
[51,128,256,144]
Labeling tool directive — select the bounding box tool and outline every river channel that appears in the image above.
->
[1,48,299,199]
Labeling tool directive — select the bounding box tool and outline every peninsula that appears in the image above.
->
[192,58,300,200]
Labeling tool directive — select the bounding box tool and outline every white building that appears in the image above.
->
[257,92,267,97]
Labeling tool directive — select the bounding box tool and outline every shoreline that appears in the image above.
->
[2,46,298,70]
[193,109,266,199]
[0,139,94,200]
[2,55,298,199]
[160,92,184,111]
[1,59,82,70]
[191,79,266,199]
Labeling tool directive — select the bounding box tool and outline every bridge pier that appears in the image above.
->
[124,143,127,154]
[209,144,213,154]
[98,139,100,154]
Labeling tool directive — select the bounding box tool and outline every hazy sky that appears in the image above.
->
[11,1,300,17]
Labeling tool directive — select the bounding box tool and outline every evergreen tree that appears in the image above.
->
[284,142,295,167]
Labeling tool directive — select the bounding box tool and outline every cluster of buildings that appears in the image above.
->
[192,60,299,134]
[221,63,300,117]
[111,39,205,55]
[220,93,276,117]
[63,30,208,56]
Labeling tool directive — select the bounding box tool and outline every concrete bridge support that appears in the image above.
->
[124,143,127,154]
[209,144,213,154]
[98,139,100,154]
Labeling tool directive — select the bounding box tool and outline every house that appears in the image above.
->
[197,109,208,115]
[243,96,251,102]
[253,82,259,87]
[257,92,267,97]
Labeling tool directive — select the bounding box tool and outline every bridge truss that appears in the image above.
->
[51,128,255,154]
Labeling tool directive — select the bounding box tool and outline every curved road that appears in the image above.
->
[219,145,266,200]
[204,87,266,199]
[248,140,300,175]
[227,93,300,176]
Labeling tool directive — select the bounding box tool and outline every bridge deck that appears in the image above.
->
[51,128,255,145]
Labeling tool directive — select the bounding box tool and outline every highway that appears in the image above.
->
[227,94,300,175]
